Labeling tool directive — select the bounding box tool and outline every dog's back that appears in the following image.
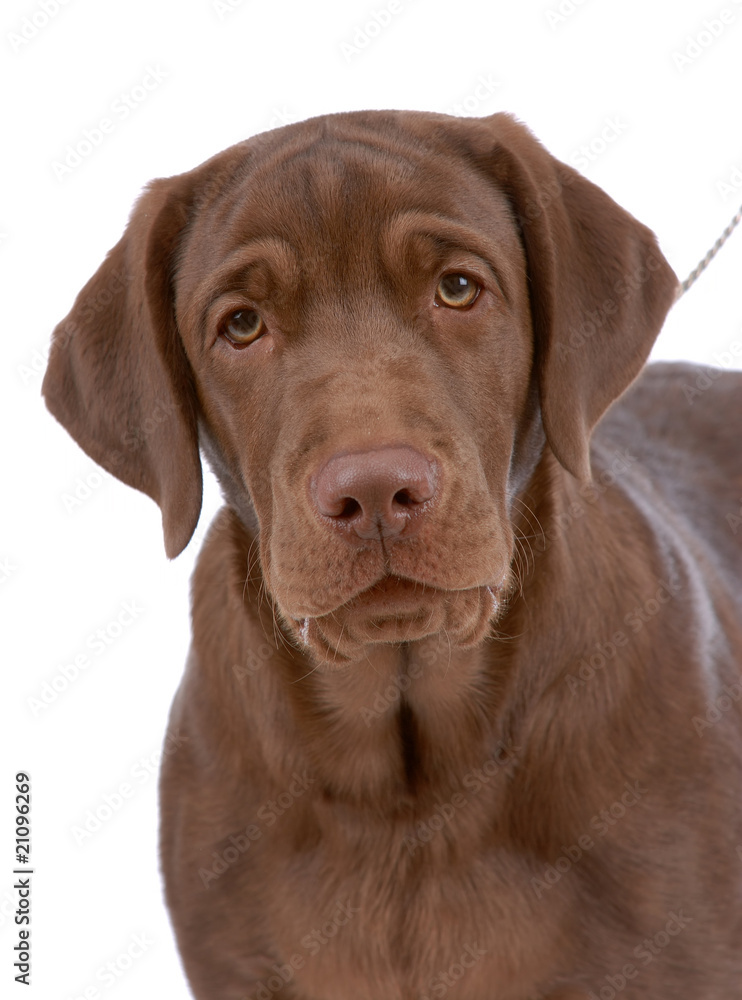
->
[599,362,742,594]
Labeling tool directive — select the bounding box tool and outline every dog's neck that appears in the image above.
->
[198,450,665,824]
[277,633,515,813]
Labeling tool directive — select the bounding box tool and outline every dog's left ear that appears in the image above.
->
[42,172,205,558]
[478,113,679,481]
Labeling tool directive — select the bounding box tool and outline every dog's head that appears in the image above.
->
[43,111,677,663]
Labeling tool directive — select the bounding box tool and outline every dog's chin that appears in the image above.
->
[285,577,502,668]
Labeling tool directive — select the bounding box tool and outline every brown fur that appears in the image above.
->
[43,111,742,999]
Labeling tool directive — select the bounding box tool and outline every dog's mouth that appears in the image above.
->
[288,575,503,666]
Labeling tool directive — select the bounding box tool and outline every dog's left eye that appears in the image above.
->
[221,309,265,347]
[435,273,480,309]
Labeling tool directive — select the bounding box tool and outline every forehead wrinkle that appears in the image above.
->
[183,127,516,324]
[238,135,431,241]
[253,132,424,196]
[380,210,514,302]
[178,236,299,331]
[188,112,476,253]
[259,139,515,296]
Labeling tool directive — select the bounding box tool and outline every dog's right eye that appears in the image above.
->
[220,309,265,347]
[435,273,480,309]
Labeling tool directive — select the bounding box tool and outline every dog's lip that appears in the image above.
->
[352,574,448,608]
[295,575,504,662]
[291,572,503,622]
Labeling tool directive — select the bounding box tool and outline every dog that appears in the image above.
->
[43,111,742,999]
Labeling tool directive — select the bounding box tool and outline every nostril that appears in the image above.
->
[337,497,361,519]
[393,489,416,507]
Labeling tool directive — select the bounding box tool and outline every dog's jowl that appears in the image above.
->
[43,111,742,999]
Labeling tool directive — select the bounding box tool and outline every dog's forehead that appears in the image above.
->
[242,139,434,238]
[185,112,513,264]
[236,110,480,206]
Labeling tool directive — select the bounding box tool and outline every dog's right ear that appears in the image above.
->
[43,173,205,558]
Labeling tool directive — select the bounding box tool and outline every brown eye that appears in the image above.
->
[436,273,480,308]
[221,309,265,346]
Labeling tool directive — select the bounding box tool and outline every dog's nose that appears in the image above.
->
[312,447,438,541]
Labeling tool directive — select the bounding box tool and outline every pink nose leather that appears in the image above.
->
[312,447,438,541]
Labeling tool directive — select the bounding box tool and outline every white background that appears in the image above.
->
[2,0,741,997]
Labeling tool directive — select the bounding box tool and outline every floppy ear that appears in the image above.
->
[482,114,679,480]
[42,175,203,558]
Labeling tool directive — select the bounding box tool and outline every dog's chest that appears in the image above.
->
[247,643,577,997]
[260,804,574,1000]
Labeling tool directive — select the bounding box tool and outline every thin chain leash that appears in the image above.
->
[674,202,742,302]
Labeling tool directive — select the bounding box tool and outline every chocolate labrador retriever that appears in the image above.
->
[43,111,742,999]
